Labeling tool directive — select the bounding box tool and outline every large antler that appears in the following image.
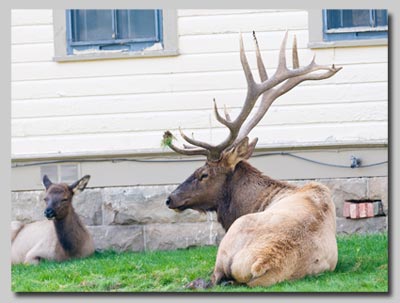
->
[164,31,342,161]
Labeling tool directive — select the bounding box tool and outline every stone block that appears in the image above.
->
[11,191,45,223]
[87,225,144,252]
[73,189,103,225]
[144,222,217,251]
[336,217,387,235]
[102,185,208,225]
[210,220,226,245]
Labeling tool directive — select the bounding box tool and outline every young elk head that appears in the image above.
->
[42,175,90,220]
[164,31,341,215]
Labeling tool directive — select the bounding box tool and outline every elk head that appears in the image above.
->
[42,175,90,220]
[166,137,258,212]
[164,31,341,213]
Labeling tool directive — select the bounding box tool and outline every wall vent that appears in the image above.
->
[40,164,80,184]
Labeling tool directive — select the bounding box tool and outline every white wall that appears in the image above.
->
[11,9,388,160]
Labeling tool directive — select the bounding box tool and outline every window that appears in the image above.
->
[53,9,178,61]
[323,9,388,41]
[67,10,162,54]
[307,9,388,48]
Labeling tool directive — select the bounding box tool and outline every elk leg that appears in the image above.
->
[24,243,54,265]
[250,257,270,278]
[248,258,287,287]
[211,270,225,285]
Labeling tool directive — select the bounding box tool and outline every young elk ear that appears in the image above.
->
[221,137,258,169]
[42,175,53,190]
[69,175,91,194]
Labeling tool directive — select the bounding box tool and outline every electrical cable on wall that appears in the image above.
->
[11,152,388,169]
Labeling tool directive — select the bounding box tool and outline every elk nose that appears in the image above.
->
[166,197,172,206]
[44,208,55,219]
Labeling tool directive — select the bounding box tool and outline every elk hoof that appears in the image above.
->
[185,278,212,289]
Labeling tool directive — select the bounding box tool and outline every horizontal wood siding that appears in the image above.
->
[11,9,388,159]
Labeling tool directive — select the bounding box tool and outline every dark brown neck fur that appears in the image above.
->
[217,161,296,231]
[53,208,87,257]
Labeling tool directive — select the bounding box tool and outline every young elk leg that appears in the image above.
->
[11,221,24,242]
[24,242,59,265]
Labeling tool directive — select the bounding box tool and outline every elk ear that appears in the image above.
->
[222,137,258,169]
[69,175,91,194]
[42,175,53,190]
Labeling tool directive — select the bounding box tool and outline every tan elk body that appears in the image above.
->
[164,31,341,288]
[211,179,337,287]
[11,175,94,265]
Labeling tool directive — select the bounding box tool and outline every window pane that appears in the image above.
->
[60,165,79,183]
[327,9,373,29]
[375,10,388,26]
[116,10,157,40]
[40,165,58,183]
[326,10,342,29]
[342,10,371,27]
[72,10,114,42]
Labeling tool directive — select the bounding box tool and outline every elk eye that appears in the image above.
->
[61,198,68,202]
[199,173,209,181]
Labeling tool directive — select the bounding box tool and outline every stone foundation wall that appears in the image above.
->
[11,177,388,252]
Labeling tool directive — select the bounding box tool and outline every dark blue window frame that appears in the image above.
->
[66,9,163,55]
[323,9,388,42]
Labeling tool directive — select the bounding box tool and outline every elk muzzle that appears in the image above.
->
[165,194,188,212]
[44,207,56,219]
[165,197,172,206]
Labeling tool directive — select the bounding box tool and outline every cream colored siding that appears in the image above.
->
[11,9,388,159]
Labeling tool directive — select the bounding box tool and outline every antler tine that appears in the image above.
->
[292,35,299,69]
[163,130,210,157]
[275,65,343,97]
[276,31,289,74]
[178,127,214,150]
[240,32,256,89]
[168,143,210,157]
[213,99,231,127]
[253,31,268,82]
[224,104,232,122]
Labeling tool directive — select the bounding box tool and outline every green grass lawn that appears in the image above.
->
[11,233,388,293]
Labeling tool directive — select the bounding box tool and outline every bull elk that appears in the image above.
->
[11,175,95,264]
[163,31,341,287]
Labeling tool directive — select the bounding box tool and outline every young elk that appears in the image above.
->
[163,32,341,288]
[11,175,95,265]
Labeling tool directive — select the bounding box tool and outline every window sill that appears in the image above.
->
[53,48,179,62]
[308,38,387,49]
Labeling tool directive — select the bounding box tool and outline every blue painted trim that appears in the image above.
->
[66,9,163,55]
[322,9,388,42]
